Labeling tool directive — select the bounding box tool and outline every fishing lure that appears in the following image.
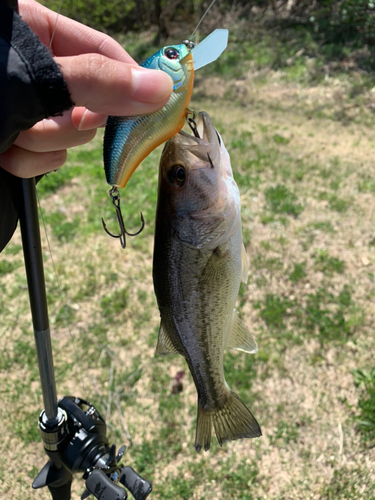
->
[102,29,229,247]
[103,42,194,190]
[103,30,228,189]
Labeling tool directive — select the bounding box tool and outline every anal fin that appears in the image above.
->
[226,309,257,354]
[155,321,179,355]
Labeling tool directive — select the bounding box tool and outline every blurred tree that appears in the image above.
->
[44,0,136,32]
[312,0,375,46]
[41,0,375,56]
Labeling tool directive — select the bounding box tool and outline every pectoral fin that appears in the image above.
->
[226,309,257,354]
[155,321,179,355]
[241,242,249,284]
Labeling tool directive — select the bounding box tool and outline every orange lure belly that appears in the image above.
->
[104,53,194,189]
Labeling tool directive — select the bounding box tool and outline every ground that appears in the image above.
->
[0,64,374,499]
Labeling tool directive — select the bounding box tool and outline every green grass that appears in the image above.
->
[321,467,375,500]
[224,351,258,403]
[54,303,77,326]
[353,368,375,443]
[255,294,296,331]
[312,250,346,275]
[308,221,336,233]
[43,211,79,242]
[100,288,129,320]
[264,184,304,218]
[252,255,284,272]
[13,410,42,445]
[1,82,374,498]
[269,420,299,446]
[289,262,307,283]
[2,243,22,255]
[273,134,291,145]
[318,191,353,212]
[254,285,358,346]
[358,177,375,194]
[0,260,18,276]
[131,440,158,477]
[36,165,82,196]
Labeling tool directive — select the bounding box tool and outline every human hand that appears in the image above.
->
[0,0,172,177]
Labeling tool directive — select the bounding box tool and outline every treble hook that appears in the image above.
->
[101,187,145,249]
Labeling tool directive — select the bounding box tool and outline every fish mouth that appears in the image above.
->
[161,111,221,172]
[186,111,220,146]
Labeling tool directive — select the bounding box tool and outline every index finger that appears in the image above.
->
[19,0,136,64]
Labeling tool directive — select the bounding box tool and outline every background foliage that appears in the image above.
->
[43,0,375,71]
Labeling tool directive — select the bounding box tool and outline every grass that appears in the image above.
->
[321,193,353,213]
[1,34,375,500]
[312,250,346,275]
[353,368,375,443]
[0,260,19,276]
[264,184,304,218]
[194,24,375,126]
[289,262,307,283]
[321,467,375,500]
[100,288,129,320]
[254,284,357,346]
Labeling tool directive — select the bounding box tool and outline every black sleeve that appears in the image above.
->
[0,0,74,153]
[0,1,75,252]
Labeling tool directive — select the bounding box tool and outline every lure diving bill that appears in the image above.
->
[103,29,229,189]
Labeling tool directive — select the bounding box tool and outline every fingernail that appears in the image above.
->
[78,109,107,131]
[131,67,173,104]
[78,109,90,130]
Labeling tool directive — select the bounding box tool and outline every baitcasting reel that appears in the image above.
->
[33,396,152,500]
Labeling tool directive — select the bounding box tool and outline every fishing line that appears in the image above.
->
[49,0,63,50]
[39,0,138,429]
[37,188,124,427]
[190,0,218,39]
[36,188,89,393]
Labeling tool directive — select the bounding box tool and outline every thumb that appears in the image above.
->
[55,54,173,116]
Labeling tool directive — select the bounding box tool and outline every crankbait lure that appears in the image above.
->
[104,42,194,189]
[102,29,228,247]
[104,30,228,189]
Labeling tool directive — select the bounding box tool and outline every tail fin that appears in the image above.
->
[195,391,261,452]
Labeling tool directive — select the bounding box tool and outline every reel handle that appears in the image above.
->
[86,469,127,500]
[120,466,152,500]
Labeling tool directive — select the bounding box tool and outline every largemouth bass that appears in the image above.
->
[153,111,261,452]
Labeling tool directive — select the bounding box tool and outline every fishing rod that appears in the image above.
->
[19,176,152,500]
[6,1,152,498]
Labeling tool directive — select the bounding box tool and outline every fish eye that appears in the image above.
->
[165,48,179,60]
[167,165,186,187]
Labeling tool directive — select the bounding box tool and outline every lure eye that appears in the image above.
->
[165,48,179,60]
[167,165,186,187]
